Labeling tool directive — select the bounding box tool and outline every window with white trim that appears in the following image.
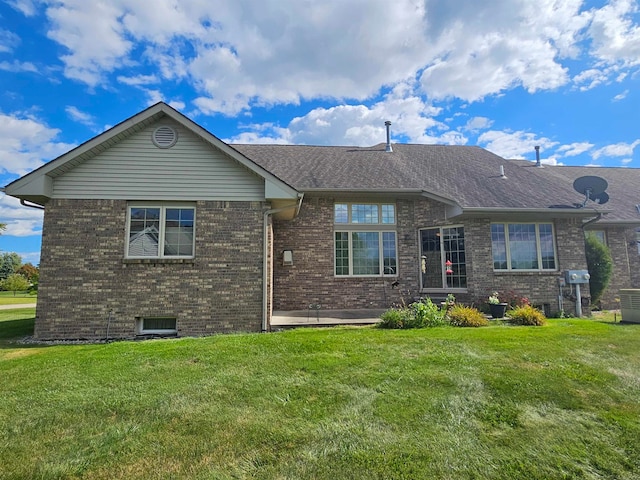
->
[136,317,177,335]
[334,203,397,276]
[491,223,557,271]
[126,204,195,258]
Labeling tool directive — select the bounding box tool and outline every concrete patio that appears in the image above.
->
[271,309,384,329]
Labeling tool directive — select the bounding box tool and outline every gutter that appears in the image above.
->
[262,194,304,333]
[581,210,603,230]
[20,199,45,210]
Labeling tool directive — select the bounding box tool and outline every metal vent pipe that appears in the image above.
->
[385,121,392,152]
[535,145,541,167]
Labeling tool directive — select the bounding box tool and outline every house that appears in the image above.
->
[4,103,640,340]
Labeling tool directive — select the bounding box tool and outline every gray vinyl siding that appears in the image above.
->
[52,119,265,201]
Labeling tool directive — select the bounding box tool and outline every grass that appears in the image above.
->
[0,291,36,305]
[1,311,640,479]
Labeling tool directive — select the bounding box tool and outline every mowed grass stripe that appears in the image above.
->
[1,315,639,479]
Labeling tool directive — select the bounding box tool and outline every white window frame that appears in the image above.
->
[491,222,558,272]
[419,225,467,291]
[334,202,398,277]
[126,203,196,259]
[136,317,177,335]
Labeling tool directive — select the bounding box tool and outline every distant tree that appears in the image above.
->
[0,253,22,281]
[585,234,613,307]
[2,273,30,296]
[16,263,38,282]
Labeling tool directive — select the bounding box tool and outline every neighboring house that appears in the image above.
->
[4,103,640,340]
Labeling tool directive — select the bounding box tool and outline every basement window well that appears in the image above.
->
[136,317,177,335]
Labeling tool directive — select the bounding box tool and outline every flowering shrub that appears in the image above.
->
[508,305,546,326]
[448,305,489,327]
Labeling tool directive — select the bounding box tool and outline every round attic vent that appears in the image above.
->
[152,125,178,148]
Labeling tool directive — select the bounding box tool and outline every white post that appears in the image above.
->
[575,284,582,317]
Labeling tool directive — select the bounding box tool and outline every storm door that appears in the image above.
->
[420,226,467,289]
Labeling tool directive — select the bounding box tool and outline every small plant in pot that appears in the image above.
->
[488,292,508,318]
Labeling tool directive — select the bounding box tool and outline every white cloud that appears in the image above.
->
[556,142,594,157]
[0,29,20,53]
[0,112,76,176]
[65,106,96,129]
[5,0,38,16]
[464,117,493,132]
[141,89,185,110]
[0,60,38,73]
[589,0,640,67]
[621,158,633,165]
[478,130,557,160]
[591,140,640,159]
[613,89,629,101]
[0,195,43,238]
[116,74,158,86]
[225,86,458,147]
[573,68,611,91]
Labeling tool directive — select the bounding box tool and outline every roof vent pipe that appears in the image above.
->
[535,145,541,167]
[385,121,393,152]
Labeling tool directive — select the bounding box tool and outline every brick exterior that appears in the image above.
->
[35,199,267,340]
[598,227,640,309]
[37,196,638,340]
[272,196,593,316]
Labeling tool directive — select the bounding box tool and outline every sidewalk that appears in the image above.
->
[0,303,36,310]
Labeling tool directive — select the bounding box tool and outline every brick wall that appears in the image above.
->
[36,199,266,340]
[272,196,593,316]
[598,227,640,309]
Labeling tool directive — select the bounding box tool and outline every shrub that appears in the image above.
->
[378,308,411,329]
[378,298,446,329]
[410,298,447,328]
[585,233,613,307]
[448,305,489,327]
[508,305,547,326]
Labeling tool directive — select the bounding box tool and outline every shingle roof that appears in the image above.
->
[232,143,640,224]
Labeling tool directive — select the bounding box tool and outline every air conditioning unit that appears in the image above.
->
[620,289,640,323]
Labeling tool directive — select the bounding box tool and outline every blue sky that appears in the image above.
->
[1,0,639,265]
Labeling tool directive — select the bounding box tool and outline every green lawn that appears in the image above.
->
[0,291,36,305]
[1,311,639,479]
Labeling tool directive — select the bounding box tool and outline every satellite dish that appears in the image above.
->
[591,192,609,205]
[573,176,609,207]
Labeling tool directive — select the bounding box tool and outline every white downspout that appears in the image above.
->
[262,195,304,332]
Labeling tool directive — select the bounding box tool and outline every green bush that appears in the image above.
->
[585,233,613,307]
[410,298,447,328]
[508,305,547,326]
[448,305,489,327]
[378,308,410,329]
[378,298,446,329]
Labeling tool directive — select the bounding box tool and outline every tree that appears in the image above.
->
[0,253,22,281]
[585,233,613,307]
[16,263,38,282]
[2,273,30,296]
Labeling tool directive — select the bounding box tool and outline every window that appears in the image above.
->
[491,223,557,271]
[420,226,466,289]
[334,203,397,276]
[587,230,606,245]
[137,317,177,335]
[127,204,195,258]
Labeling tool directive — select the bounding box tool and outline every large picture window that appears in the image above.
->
[334,203,397,276]
[420,226,466,289]
[126,204,195,258]
[491,223,556,271]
